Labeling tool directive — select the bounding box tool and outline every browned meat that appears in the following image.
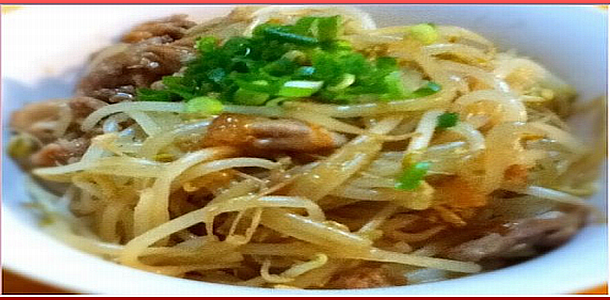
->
[329,267,407,289]
[78,15,197,102]
[444,233,514,262]
[203,114,347,154]
[68,96,108,118]
[503,164,529,189]
[30,138,90,167]
[121,15,196,43]
[435,176,488,208]
[445,209,586,262]
[504,210,586,248]
[10,96,108,168]
[11,97,105,142]
[76,37,196,103]
[10,99,72,143]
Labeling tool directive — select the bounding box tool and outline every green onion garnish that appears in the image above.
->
[405,81,442,99]
[234,89,270,106]
[278,81,324,97]
[383,71,409,100]
[257,25,319,46]
[265,97,290,107]
[395,161,432,191]
[409,23,439,45]
[437,112,459,128]
[185,97,224,115]
[314,15,342,42]
[327,73,356,92]
[136,15,438,106]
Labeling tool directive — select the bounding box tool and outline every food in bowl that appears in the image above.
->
[7,6,605,289]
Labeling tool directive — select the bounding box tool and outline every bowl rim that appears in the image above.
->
[1,4,608,295]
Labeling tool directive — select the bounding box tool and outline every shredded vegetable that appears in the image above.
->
[9,5,602,291]
[395,161,432,190]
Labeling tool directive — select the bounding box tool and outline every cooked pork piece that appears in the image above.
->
[76,37,196,103]
[10,97,107,168]
[121,14,196,43]
[329,267,407,289]
[203,113,347,154]
[445,209,587,262]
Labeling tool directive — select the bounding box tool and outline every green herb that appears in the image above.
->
[136,15,442,106]
[234,89,270,105]
[395,161,431,190]
[185,97,224,115]
[195,36,219,52]
[7,134,36,158]
[265,97,291,107]
[437,112,459,128]
[405,81,442,99]
[327,73,356,92]
[315,15,342,42]
[382,71,408,100]
[278,80,324,97]
[256,24,320,46]
[409,23,439,45]
[295,66,316,77]
[137,88,181,102]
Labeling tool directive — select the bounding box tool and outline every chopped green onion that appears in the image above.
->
[278,80,324,97]
[207,68,226,84]
[8,134,36,158]
[195,36,218,52]
[136,88,180,102]
[262,58,299,76]
[295,66,316,77]
[383,71,408,100]
[293,16,318,35]
[282,50,307,63]
[258,25,319,46]
[161,76,197,99]
[265,97,290,107]
[137,15,414,106]
[409,23,439,45]
[329,40,353,52]
[234,88,270,106]
[185,97,224,115]
[327,73,356,92]
[234,79,277,94]
[315,16,342,42]
[395,161,432,191]
[293,16,342,42]
[437,112,459,128]
[405,81,442,99]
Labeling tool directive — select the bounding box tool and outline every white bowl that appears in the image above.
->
[1,5,607,295]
